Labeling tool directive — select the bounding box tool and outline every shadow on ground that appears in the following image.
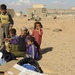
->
[38,47,53,61]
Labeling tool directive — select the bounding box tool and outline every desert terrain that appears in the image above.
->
[13,16,75,75]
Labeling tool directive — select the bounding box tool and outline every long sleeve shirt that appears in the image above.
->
[10,36,19,44]
[28,44,38,59]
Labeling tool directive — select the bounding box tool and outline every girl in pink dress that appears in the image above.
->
[32,22,43,54]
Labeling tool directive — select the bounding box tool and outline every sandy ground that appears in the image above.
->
[13,17,75,75]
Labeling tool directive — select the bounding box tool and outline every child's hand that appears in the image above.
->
[4,38,11,41]
[38,28,41,31]
[4,38,8,41]
[38,28,42,36]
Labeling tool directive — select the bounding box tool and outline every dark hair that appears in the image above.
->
[0,4,7,10]
[34,22,43,29]
[28,36,35,43]
[9,28,16,35]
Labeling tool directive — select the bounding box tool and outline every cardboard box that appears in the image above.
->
[4,64,48,75]
[0,60,18,75]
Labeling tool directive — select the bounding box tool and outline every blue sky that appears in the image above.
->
[0,0,75,13]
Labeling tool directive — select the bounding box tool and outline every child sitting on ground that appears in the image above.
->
[18,27,30,53]
[4,28,19,54]
[5,28,19,45]
[27,36,38,59]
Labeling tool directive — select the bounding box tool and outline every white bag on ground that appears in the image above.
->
[0,52,6,66]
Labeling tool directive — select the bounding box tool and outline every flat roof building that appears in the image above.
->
[33,4,45,8]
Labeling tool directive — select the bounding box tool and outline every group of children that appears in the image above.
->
[0,21,43,60]
[0,4,43,60]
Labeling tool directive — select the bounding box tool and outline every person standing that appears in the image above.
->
[0,4,14,38]
[32,22,43,55]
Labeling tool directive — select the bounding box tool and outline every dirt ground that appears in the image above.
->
[13,17,75,75]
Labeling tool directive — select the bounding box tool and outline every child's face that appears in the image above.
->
[9,32,14,37]
[36,24,41,30]
[1,9,6,14]
[27,40,33,45]
[21,30,27,36]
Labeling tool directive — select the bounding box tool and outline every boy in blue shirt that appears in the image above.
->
[27,36,38,59]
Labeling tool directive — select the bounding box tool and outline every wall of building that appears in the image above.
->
[47,9,75,15]
[26,8,75,19]
[33,4,45,8]
[26,8,47,18]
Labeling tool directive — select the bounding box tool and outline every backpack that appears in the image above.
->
[3,52,16,62]
[17,57,43,73]
[0,51,16,62]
